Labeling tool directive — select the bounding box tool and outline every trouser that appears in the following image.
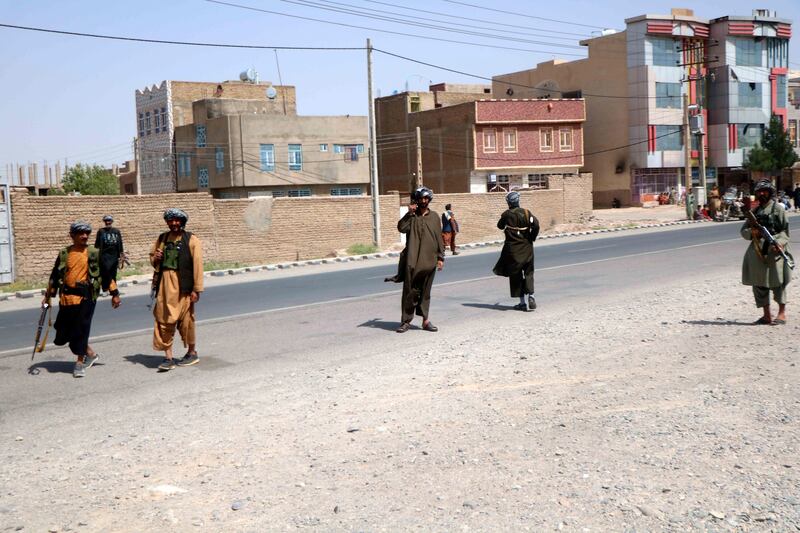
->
[401,270,435,323]
[442,231,457,252]
[53,299,96,356]
[100,254,119,292]
[153,301,196,350]
[509,262,534,298]
[753,285,787,307]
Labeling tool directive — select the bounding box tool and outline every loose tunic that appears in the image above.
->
[493,208,539,297]
[398,210,444,322]
[740,200,791,288]
[150,233,203,350]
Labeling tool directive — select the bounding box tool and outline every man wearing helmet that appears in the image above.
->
[396,187,445,333]
[94,214,124,293]
[493,191,540,311]
[741,179,792,325]
[150,208,204,370]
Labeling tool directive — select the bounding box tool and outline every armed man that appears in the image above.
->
[43,221,121,378]
[741,179,793,325]
[150,208,203,371]
[395,187,445,333]
[493,191,540,311]
[94,214,125,294]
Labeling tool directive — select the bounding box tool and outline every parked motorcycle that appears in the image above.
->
[718,188,745,221]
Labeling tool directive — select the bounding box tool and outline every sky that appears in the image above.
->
[1,0,798,181]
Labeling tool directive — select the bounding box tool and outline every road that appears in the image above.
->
[0,218,785,354]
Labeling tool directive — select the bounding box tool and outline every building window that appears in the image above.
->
[776,75,787,109]
[344,145,359,162]
[320,144,328,152]
[738,82,762,108]
[483,128,497,152]
[287,188,311,197]
[559,128,574,151]
[259,144,274,171]
[215,147,224,172]
[789,120,798,148]
[331,187,362,196]
[503,128,517,152]
[145,112,151,135]
[138,113,144,137]
[656,82,681,108]
[651,37,680,67]
[737,123,764,149]
[526,174,549,190]
[409,96,421,112]
[357,144,365,154]
[288,144,302,171]
[734,38,762,67]
[198,167,209,188]
[540,127,553,152]
[160,107,167,131]
[767,38,788,68]
[333,144,344,154]
[655,125,682,151]
[178,154,191,177]
[196,125,206,147]
[154,109,160,133]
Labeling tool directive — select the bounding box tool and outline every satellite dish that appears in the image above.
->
[266,86,278,100]
[239,68,257,83]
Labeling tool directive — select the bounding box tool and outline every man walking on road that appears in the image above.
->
[396,187,445,333]
[441,203,460,256]
[741,180,791,325]
[94,214,124,293]
[493,191,540,311]
[46,221,121,378]
[150,208,203,371]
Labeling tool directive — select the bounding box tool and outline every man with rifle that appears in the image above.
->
[150,208,203,371]
[41,221,121,378]
[741,179,794,325]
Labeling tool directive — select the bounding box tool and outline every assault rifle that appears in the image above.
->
[118,252,131,270]
[31,284,53,360]
[148,237,166,310]
[743,207,795,271]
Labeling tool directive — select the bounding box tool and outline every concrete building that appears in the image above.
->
[109,160,138,195]
[134,79,296,194]
[376,85,585,195]
[173,98,368,198]
[787,75,800,184]
[493,8,793,207]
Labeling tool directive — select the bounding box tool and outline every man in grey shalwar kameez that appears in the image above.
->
[396,187,445,333]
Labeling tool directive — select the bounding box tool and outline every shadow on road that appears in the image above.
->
[461,302,516,312]
[682,319,756,326]
[27,360,75,375]
[123,353,164,369]
[357,318,400,331]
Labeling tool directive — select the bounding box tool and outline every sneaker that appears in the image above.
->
[513,303,529,312]
[452,250,460,255]
[177,353,199,367]
[73,362,86,378]
[84,353,99,369]
[158,358,177,372]
[528,295,537,311]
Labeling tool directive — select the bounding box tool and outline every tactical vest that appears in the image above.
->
[56,245,101,301]
[158,231,195,295]
[755,201,785,235]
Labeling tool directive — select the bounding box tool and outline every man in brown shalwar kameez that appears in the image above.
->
[150,208,204,371]
[493,191,540,311]
[396,187,445,333]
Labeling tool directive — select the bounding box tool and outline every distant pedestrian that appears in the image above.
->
[94,215,124,293]
[441,203,460,255]
[150,209,203,371]
[793,184,800,212]
[493,191,539,311]
[396,187,445,333]
[45,221,121,378]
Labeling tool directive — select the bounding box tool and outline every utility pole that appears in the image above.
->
[134,137,142,195]
[683,93,693,218]
[415,126,423,189]
[367,38,381,248]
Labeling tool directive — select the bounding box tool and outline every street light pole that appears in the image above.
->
[366,38,381,248]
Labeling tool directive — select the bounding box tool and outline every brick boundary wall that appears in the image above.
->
[8,175,591,281]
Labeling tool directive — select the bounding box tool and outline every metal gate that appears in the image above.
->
[0,183,14,283]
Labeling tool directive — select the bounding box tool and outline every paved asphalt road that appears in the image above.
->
[4,217,796,355]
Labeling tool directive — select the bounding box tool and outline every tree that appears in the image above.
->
[62,163,119,195]
[744,115,799,178]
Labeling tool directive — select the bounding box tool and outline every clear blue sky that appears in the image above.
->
[1,0,798,179]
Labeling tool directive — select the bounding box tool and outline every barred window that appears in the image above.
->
[526,174,549,189]
[196,125,206,148]
[198,167,209,188]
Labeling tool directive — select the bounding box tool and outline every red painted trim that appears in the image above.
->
[647,22,674,35]
[647,125,656,153]
[691,24,709,38]
[777,24,791,38]
[728,124,737,152]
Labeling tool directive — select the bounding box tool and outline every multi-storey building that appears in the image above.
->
[134,80,295,194]
[493,8,793,207]
[376,85,585,194]
[786,75,800,183]
[173,98,368,198]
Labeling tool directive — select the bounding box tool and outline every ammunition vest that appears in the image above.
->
[158,231,195,295]
[56,246,101,301]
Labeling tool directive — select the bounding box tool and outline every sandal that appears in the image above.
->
[771,318,786,325]
[753,316,773,325]
[422,321,438,332]
[396,322,411,333]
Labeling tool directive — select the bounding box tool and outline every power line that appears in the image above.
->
[439,0,606,30]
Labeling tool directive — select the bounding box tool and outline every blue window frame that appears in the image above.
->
[154,109,160,133]
[651,38,679,67]
[196,125,206,148]
[215,147,224,172]
[738,82,762,108]
[734,38,762,67]
[333,144,344,154]
[288,144,302,171]
[138,113,145,137]
[259,144,274,171]
[145,112,151,135]
[655,125,682,151]
[737,123,764,148]
[178,154,191,177]
[655,82,681,109]
[776,75,787,109]
[198,167,209,188]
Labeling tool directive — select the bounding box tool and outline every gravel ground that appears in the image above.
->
[1,263,798,532]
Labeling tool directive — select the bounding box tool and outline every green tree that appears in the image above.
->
[62,163,119,195]
[744,115,799,177]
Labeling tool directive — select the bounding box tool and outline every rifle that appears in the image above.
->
[743,206,795,270]
[118,252,131,271]
[148,237,166,310]
[31,284,53,360]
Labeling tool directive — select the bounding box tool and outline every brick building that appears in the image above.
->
[134,79,295,194]
[376,86,586,195]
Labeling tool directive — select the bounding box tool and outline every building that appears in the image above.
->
[493,8,793,207]
[173,98,368,198]
[375,85,585,195]
[787,75,800,184]
[134,79,296,194]
[109,160,138,195]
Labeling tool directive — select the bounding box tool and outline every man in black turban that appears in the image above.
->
[493,191,539,311]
